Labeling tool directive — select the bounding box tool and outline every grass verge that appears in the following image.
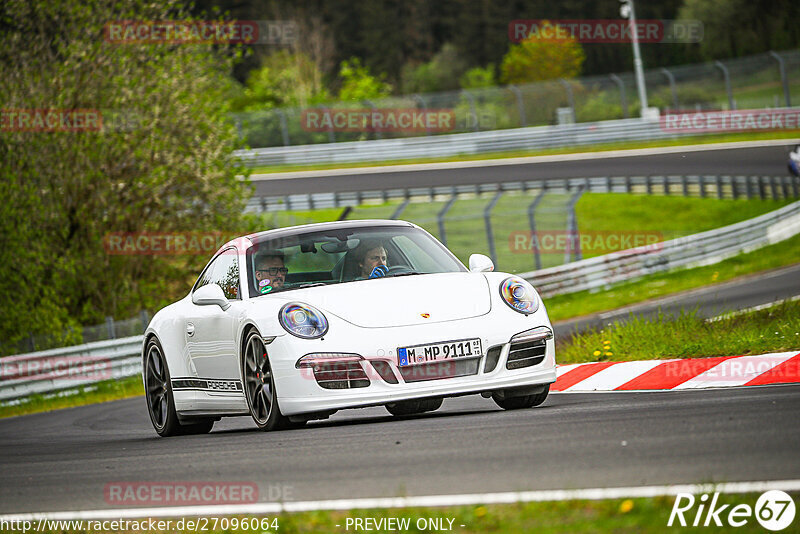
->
[556,299,800,364]
[0,375,143,419]
[248,131,798,174]
[21,492,797,533]
[546,233,800,323]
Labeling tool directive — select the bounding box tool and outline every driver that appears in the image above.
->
[354,239,388,279]
[254,250,288,292]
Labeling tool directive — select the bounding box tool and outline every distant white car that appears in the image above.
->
[143,220,556,436]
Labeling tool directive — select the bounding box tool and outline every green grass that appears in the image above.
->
[556,299,800,364]
[546,233,800,323]
[18,493,796,533]
[0,375,143,419]
[248,130,799,174]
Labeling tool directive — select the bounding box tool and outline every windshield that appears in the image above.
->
[245,225,466,297]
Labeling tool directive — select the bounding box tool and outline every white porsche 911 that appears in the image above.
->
[143,220,556,436]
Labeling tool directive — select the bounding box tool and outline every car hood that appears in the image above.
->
[287,272,492,328]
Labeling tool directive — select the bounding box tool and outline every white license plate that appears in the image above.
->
[397,338,482,366]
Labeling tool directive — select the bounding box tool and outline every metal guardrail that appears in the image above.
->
[235,106,800,167]
[3,184,799,401]
[521,198,800,296]
[235,117,677,167]
[0,336,143,401]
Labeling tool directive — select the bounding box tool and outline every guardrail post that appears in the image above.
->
[106,316,116,340]
[716,175,724,199]
[662,176,669,195]
[609,74,628,118]
[565,186,586,263]
[275,109,290,146]
[769,51,792,107]
[605,176,612,192]
[645,174,652,195]
[509,85,527,126]
[714,61,735,110]
[391,198,410,219]
[758,176,766,200]
[731,176,740,200]
[139,310,150,331]
[412,94,431,136]
[437,192,458,246]
[793,175,800,199]
[699,175,706,198]
[484,191,503,266]
[625,176,631,193]
[527,188,547,270]
[781,176,791,199]
[558,79,576,122]
[770,176,780,200]
[746,176,754,199]
[660,68,679,110]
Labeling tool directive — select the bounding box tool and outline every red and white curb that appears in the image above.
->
[553,351,800,392]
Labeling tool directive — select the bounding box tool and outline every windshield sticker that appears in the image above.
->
[259,279,271,287]
[259,285,273,294]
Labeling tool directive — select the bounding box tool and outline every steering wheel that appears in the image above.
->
[386,265,413,275]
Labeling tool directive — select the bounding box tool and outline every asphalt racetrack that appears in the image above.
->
[2,143,798,516]
[1,386,799,514]
[250,142,798,196]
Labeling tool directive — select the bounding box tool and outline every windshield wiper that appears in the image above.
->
[293,282,329,289]
[388,271,423,278]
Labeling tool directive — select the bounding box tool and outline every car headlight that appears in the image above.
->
[279,302,329,339]
[500,276,540,314]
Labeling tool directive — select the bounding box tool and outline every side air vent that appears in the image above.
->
[312,361,370,389]
[483,345,503,373]
[506,340,546,370]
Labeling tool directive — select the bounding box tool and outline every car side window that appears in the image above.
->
[210,250,240,300]
[193,248,240,300]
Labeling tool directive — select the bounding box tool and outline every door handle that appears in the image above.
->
[186,322,195,337]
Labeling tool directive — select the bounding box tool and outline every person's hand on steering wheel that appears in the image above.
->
[368,265,389,279]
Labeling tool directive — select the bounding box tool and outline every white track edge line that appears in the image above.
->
[3,480,800,521]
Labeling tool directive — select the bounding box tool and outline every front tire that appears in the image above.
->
[493,385,549,410]
[144,338,214,436]
[242,330,291,431]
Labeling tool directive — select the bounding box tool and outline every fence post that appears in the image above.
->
[437,192,458,246]
[275,109,290,146]
[699,175,706,198]
[660,68,679,110]
[716,175,724,199]
[609,74,628,118]
[714,61,735,110]
[758,176,766,200]
[645,174,652,195]
[139,310,150,330]
[391,198,410,220]
[362,100,381,140]
[461,90,480,132]
[781,176,791,199]
[662,176,669,196]
[681,175,688,197]
[484,191,503,266]
[565,186,586,263]
[769,51,792,107]
[770,176,780,200]
[527,188,547,270]
[106,316,116,340]
[319,104,336,143]
[412,94,431,136]
[558,79,576,122]
[508,85,527,127]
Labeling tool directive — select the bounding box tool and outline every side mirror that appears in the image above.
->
[192,284,230,311]
[469,253,494,273]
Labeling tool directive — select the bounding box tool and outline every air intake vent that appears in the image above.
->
[483,345,503,373]
[506,340,546,370]
[370,360,399,384]
[313,361,370,389]
[399,357,480,383]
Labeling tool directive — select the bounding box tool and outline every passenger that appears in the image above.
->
[353,239,389,279]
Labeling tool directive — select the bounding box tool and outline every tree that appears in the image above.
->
[500,21,586,84]
[337,58,393,102]
[460,65,497,89]
[232,51,330,110]
[0,0,250,349]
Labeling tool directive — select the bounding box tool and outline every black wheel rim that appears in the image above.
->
[145,345,169,429]
[244,335,273,425]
